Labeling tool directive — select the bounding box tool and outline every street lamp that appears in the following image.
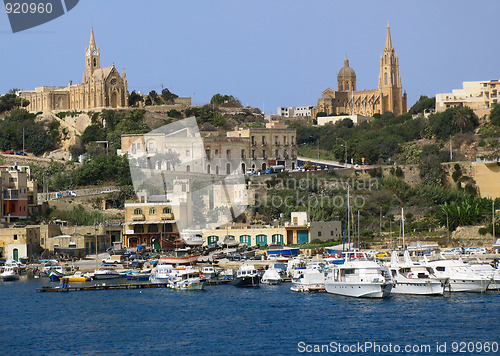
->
[336,138,348,167]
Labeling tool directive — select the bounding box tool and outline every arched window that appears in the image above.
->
[226,163,231,175]
[272,234,284,245]
[208,236,219,245]
[261,163,266,171]
[216,166,219,175]
[134,208,142,215]
[384,73,388,86]
[384,55,387,64]
[93,58,97,67]
[207,164,211,174]
[240,235,251,246]
[149,208,156,215]
[163,207,171,214]
[256,234,267,246]
[186,165,190,172]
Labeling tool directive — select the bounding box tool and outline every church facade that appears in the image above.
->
[21,29,128,112]
[311,25,407,119]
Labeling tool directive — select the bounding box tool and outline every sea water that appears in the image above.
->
[1,278,499,355]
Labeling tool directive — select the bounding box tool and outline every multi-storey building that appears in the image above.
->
[277,106,314,118]
[436,79,500,115]
[0,165,38,220]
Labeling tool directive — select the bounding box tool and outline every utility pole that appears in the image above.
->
[493,201,496,238]
[450,136,453,161]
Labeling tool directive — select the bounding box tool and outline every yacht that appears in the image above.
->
[1,261,20,281]
[389,251,446,295]
[150,264,174,283]
[290,262,326,292]
[201,266,217,280]
[231,264,260,287]
[422,257,491,293]
[324,260,393,298]
[181,232,204,247]
[464,260,500,290]
[168,267,204,290]
[261,267,282,285]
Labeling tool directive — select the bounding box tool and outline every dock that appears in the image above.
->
[36,282,172,293]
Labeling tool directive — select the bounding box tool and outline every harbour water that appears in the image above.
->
[1,278,499,355]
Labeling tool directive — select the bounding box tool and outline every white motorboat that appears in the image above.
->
[389,251,446,296]
[466,260,500,290]
[93,268,123,280]
[261,267,282,285]
[290,262,326,292]
[181,232,204,247]
[1,262,20,281]
[422,257,491,293]
[149,264,174,283]
[168,267,204,290]
[325,260,393,298]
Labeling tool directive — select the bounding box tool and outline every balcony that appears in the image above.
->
[132,214,145,221]
[161,213,174,220]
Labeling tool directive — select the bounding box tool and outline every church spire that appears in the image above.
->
[89,27,96,49]
[344,55,349,67]
[385,22,392,49]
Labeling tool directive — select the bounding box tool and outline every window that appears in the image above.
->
[149,208,156,215]
[272,234,283,245]
[251,136,255,145]
[275,136,279,145]
[262,150,266,159]
[134,225,144,234]
[262,136,266,145]
[275,149,279,157]
[385,73,388,86]
[215,149,219,157]
[240,235,251,245]
[226,163,231,175]
[318,231,322,237]
[134,208,143,215]
[148,225,158,233]
[251,150,255,159]
[131,143,136,153]
[186,165,190,172]
[186,150,190,157]
[256,234,267,246]
[291,136,295,145]
[148,142,154,152]
[163,207,171,214]
[241,149,245,159]
[226,150,231,158]
[13,234,17,240]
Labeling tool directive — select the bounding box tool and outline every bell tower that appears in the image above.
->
[378,23,405,115]
[85,28,100,81]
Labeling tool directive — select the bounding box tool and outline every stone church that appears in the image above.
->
[21,29,128,112]
[311,25,407,118]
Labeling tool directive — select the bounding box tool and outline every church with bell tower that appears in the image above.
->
[21,28,129,112]
[312,24,407,119]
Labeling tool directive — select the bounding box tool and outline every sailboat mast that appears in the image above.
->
[347,185,350,254]
[401,207,405,250]
[358,210,360,250]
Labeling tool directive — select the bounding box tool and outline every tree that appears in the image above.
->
[210,93,242,107]
[161,88,179,104]
[128,91,144,107]
[453,106,477,133]
[81,124,106,145]
[145,90,162,106]
[490,103,500,126]
[409,95,435,115]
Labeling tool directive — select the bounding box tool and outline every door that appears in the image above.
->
[297,230,309,244]
[13,248,18,261]
[111,91,118,108]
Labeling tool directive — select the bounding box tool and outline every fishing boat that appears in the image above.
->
[201,266,217,280]
[48,266,71,282]
[150,264,174,283]
[159,249,201,265]
[231,264,260,287]
[261,267,282,285]
[1,262,20,281]
[389,251,446,296]
[168,267,204,290]
[324,260,393,298]
[266,247,300,257]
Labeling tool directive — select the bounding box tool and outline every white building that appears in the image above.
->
[277,106,314,118]
[316,114,372,126]
[436,79,499,115]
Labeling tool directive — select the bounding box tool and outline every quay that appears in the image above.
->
[36,282,171,293]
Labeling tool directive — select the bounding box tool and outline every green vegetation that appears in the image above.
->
[0,109,59,155]
[48,204,109,226]
[0,90,29,113]
[210,93,242,107]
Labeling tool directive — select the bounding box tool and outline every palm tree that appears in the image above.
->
[452,106,472,133]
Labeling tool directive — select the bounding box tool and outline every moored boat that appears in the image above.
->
[325,260,392,298]
[168,267,204,290]
[62,271,90,282]
[181,232,204,247]
[1,262,20,281]
[261,267,282,285]
[159,249,201,266]
[150,264,174,283]
[232,264,260,287]
[93,268,123,280]
[48,266,71,282]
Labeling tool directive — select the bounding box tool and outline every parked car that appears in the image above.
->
[375,251,391,258]
[2,150,14,154]
[227,252,244,261]
[66,190,77,197]
[15,151,27,156]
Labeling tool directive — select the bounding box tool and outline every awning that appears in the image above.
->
[124,220,176,225]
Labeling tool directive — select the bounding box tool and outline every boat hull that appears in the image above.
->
[1,274,20,281]
[231,275,260,287]
[159,254,200,266]
[447,279,490,293]
[391,280,444,295]
[325,282,392,298]
[169,279,204,290]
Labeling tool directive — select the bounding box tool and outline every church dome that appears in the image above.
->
[337,56,356,79]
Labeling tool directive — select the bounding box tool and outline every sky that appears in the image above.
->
[1,0,499,114]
